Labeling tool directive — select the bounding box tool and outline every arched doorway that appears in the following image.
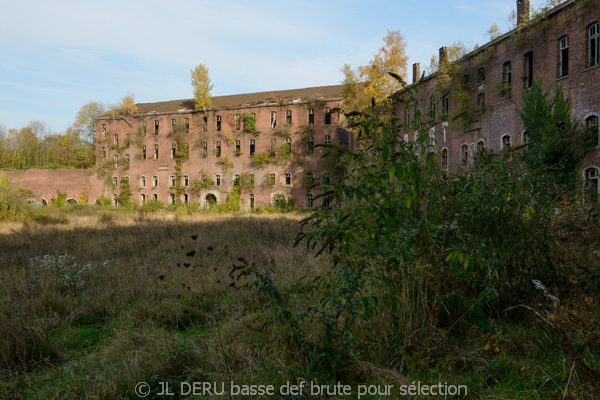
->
[205,193,217,208]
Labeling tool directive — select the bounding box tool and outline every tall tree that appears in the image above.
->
[191,64,214,113]
[358,30,408,100]
[71,101,107,144]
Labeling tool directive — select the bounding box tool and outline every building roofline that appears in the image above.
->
[399,0,577,93]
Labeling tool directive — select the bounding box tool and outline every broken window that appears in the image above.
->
[101,147,106,159]
[286,110,292,125]
[308,108,314,125]
[215,141,221,157]
[152,175,159,187]
[124,176,130,184]
[306,193,314,208]
[233,174,240,187]
[216,115,221,132]
[112,176,118,188]
[323,135,331,144]
[184,175,189,187]
[235,140,241,156]
[284,172,291,186]
[461,144,469,166]
[153,144,159,160]
[142,145,146,160]
[183,194,189,204]
[585,167,599,197]
[502,61,512,97]
[322,171,330,185]
[184,118,189,133]
[285,137,291,151]
[324,107,331,125]
[477,93,485,109]
[306,171,314,182]
[501,134,511,150]
[442,148,448,169]
[170,175,176,187]
[559,36,569,77]
[477,67,485,84]
[102,124,106,137]
[268,173,276,186]
[114,134,118,146]
[586,115,599,146]
[589,23,599,67]
[125,133,130,148]
[169,193,175,205]
[429,96,436,121]
[307,137,314,154]
[249,139,255,156]
[125,154,130,164]
[171,119,176,133]
[270,138,276,155]
[477,140,485,152]
[140,193,146,205]
[234,114,241,130]
[171,143,176,159]
[152,193,158,201]
[140,175,146,188]
[442,94,449,116]
[154,120,159,135]
[202,142,207,157]
[202,116,208,132]
[523,51,533,89]
[113,194,118,207]
[249,193,255,209]
[114,154,118,169]
[270,111,277,128]
[215,174,221,186]
[142,121,146,134]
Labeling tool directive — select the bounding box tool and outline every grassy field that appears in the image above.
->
[0,207,598,399]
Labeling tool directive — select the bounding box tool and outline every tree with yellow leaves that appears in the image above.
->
[119,93,138,116]
[341,30,408,113]
[191,64,214,113]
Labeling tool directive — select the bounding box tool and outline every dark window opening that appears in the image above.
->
[589,23,599,67]
[202,142,207,157]
[559,36,569,77]
[270,112,276,128]
[308,108,314,125]
[202,116,208,132]
[234,114,241,130]
[154,120,159,135]
[184,118,189,133]
[215,141,221,157]
[477,67,485,84]
[216,115,221,132]
[307,137,314,154]
[286,110,292,125]
[324,107,331,124]
[502,61,512,97]
[235,140,241,156]
[524,51,533,89]
[586,115,599,146]
[249,139,255,156]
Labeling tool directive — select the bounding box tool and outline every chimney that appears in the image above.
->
[517,0,530,25]
[412,63,420,84]
[439,46,448,64]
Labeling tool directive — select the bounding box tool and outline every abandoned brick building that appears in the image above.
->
[396,0,600,196]
[94,85,348,209]
[5,0,600,207]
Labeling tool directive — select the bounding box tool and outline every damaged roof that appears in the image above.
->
[132,85,344,115]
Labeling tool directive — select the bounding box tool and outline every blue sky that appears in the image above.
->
[0,0,552,133]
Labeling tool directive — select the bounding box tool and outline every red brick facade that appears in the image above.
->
[95,85,348,209]
[396,0,600,193]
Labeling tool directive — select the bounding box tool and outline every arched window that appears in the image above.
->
[152,193,158,201]
[152,175,159,187]
[477,139,485,152]
[140,175,146,188]
[461,144,469,166]
[477,67,485,84]
[268,173,276,186]
[585,115,599,146]
[169,175,176,187]
[112,176,118,188]
[153,144,159,160]
[233,173,240,187]
[248,193,255,209]
[306,171,314,183]
[306,193,314,208]
[501,134,511,150]
[183,175,189,187]
[584,167,599,197]
[169,193,175,205]
[215,174,221,186]
[284,172,292,186]
[140,194,146,205]
[171,143,176,159]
